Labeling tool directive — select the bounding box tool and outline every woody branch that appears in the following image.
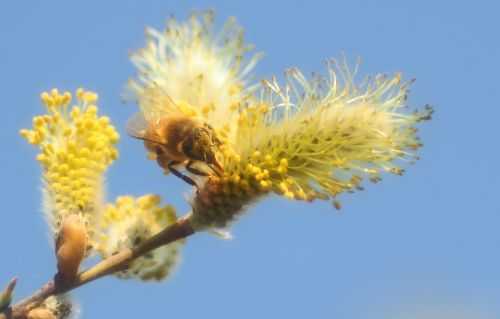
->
[0,214,195,319]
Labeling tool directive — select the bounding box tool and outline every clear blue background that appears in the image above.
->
[1,1,499,318]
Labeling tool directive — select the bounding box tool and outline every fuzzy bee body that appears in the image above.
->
[127,87,222,188]
[143,115,198,161]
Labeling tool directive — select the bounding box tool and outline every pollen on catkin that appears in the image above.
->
[125,12,432,233]
[20,88,119,252]
[96,195,184,281]
[126,9,262,135]
[189,56,433,230]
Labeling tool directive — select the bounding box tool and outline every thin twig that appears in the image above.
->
[0,213,195,319]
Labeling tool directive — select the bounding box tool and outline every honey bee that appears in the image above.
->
[126,86,223,188]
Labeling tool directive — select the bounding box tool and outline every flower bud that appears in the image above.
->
[0,277,17,311]
[28,295,78,319]
[27,308,57,319]
[56,215,87,278]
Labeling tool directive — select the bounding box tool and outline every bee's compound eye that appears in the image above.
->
[155,146,164,155]
[213,136,222,146]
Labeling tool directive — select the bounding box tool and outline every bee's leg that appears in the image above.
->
[185,160,209,177]
[167,160,198,190]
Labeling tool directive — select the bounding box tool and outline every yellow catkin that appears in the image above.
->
[97,195,184,281]
[21,88,120,254]
[189,57,431,229]
[127,10,262,137]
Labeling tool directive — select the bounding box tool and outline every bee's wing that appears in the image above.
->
[126,112,167,150]
[125,112,149,140]
[138,85,184,122]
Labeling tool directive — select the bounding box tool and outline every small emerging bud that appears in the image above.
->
[56,215,87,278]
[0,277,17,311]
[29,295,78,319]
[27,308,57,319]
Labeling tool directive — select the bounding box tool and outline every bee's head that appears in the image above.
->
[203,123,222,147]
[183,124,223,174]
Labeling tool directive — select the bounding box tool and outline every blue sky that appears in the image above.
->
[1,1,499,318]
